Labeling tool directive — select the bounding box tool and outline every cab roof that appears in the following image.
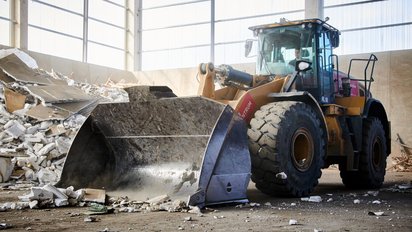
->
[249,18,339,33]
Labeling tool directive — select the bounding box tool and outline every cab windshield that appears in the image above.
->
[256,25,314,76]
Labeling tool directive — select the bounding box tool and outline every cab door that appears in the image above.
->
[317,31,334,104]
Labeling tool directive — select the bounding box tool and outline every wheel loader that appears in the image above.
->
[58,18,390,207]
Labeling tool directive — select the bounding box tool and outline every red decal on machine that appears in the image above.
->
[237,93,256,123]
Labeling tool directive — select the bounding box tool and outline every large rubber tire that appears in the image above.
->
[340,117,387,188]
[248,101,326,197]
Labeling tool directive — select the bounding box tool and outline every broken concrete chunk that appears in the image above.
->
[29,200,38,209]
[22,167,36,181]
[5,120,26,138]
[354,199,360,204]
[55,137,71,154]
[84,216,97,222]
[36,143,55,156]
[37,168,59,185]
[25,125,39,135]
[0,48,38,68]
[188,206,202,215]
[367,191,379,197]
[398,183,412,190]
[46,124,66,137]
[47,149,61,160]
[289,219,298,225]
[55,198,69,207]
[275,172,287,180]
[368,211,385,216]
[39,121,53,130]
[43,184,68,199]
[0,157,14,182]
[74,189,85,201]
[23,133,43,143]
[146,194,170,205]
[18,187,53,201]
[33,143,44,153]
[0,105,12,118]
[301,196,322,203]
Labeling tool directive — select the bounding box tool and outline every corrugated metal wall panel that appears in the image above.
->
[325,0,412,55]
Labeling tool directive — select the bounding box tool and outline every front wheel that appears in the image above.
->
[248,101,326,197]
[340,117,388,188]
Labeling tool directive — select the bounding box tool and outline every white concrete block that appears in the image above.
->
[26,125,39,135]
[74,189,85,201]
[5,121,26,138]
[55,137,71,154]
[0,105,12,118]
[19,187,53,201]
[22,166,37,181]
[36,143,55,156]
[3,120,15,129]
[55,198,69,207]
[33,143,44,153]
[0,157,14,182]
[47,149,61,159]
[23,133,43,143]
[37,168,59,185]
[43,184,68,199]
[146,195,170,205]
[29,200,38,209]
[1,136,14,143]
[39,121,53,130]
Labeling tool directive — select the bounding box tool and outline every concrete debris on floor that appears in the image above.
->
[0,48,130,186]
[0,185,192,215]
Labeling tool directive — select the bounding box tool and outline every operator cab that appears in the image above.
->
[249,19,340,104]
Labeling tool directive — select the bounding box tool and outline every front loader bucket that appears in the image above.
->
[58,86,250,207]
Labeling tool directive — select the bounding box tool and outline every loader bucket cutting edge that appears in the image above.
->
[58,86,251,207]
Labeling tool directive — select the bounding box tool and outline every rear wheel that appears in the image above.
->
[340,117,387,188]
[248,101,325,197]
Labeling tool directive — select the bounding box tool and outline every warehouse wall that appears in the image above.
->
[337,50,412,158]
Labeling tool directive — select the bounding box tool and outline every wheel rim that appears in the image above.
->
[291,128,314,172]
[372,137,383,169]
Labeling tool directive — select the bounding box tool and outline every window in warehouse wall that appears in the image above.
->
[0,0,10,46]
[141,1,210,70]
[214,11,304,65]
[87,0,126,69]
[28,0,83,61]
[27,0,127,70]
[324,0,412,55]
[214,0,304,65]
[140,0,305,70]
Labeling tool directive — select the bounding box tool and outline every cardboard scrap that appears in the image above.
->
[4,88,26,113]
[83,188,106,204]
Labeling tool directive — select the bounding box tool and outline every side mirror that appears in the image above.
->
[244,39,254,57]
[329,31,340,48]
[296,60,312,72]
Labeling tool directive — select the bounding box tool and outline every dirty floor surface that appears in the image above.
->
[1,169,411,232]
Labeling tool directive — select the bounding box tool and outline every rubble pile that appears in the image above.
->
[0,49,129,185]
[390,134,412,172]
